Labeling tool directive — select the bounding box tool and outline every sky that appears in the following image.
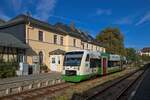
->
[0,0,150,49]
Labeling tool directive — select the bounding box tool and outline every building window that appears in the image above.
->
[54,35,57,44]
[81,42,84,49]
[82,43,84,49]
[39,51,43,65]
[38,31,43,41]
[73,39,76,47]
[91,45,93,50]
[58,57,60,64]
[52,57,55,63]
[18,54,24,63]
[60,36,63,45]
[87,44,88,49]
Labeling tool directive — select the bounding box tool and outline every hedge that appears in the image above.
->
[0,62,18,78]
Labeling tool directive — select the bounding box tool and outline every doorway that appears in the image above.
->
[50,55,61,71]
[102,58,107,75]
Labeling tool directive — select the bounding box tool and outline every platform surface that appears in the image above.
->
[132,66,150,100]
[0,71,61,88]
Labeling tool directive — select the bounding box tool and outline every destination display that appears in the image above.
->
[109,54,121,61]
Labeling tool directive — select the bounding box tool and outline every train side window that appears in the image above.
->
[86,54,89,61]
[90,59,95,68]
[96,59,101,67]
[108,61,112,67]
[90,59,100,68]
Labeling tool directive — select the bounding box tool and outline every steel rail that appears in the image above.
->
[116,66,149,100]
[0,82,74,99]
[85,68,145,100]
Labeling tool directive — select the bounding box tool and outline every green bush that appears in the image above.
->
[0,62,18,78]
[40,64,48,73]
[140,55,150,62]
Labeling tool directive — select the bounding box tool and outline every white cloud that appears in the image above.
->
[136,12,150,26]
[11,0,23,12]
[49,15,85,24]
[96,8,112,16]
[34,0,57,21]
[125,44,137,48]
[0,0,57,21]
[115,17,132,25]
[0,10,10,20]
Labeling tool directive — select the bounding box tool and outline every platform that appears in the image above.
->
[132,65,150,100]
[0,71,61,89]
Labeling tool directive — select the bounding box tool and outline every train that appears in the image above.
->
[62,50,127,82]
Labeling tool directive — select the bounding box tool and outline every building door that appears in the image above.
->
[50,55,61,71]
[102,58,107,75]
[28,65,33,75]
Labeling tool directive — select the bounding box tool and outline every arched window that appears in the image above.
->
[39,51,43,65]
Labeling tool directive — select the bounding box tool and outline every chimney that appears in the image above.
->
[70,21,75,31]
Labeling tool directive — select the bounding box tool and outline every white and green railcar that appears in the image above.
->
[62,50,125,82]
[107,54,124,73]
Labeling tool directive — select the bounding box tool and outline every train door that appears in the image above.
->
[102,58,107,75]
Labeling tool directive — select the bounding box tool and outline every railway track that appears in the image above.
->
[0,66,145,100]
[0,82,74,100]
[117,64,150,100]
[0,73,120,100]
[72,67,147,100]
[0,75,102,100]
[0,74,105,100]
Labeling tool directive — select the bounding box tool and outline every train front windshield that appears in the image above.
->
[63,52,83,66]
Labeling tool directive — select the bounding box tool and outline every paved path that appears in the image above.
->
[0,72,61,86]
[0,72,63,97]
[132,65,150,100]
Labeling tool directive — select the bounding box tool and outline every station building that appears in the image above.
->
[0,32,28,63]
[0,14,105,72]
[140,47,150,56]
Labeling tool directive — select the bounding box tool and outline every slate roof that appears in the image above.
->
[0,19,5,24]
[49,49,66,55]
[0,14,103,47]
[0,14,66,36]
[141,47,150,53]
[54,22,102,46]
[0,32,28,49]
[54,22,83,39]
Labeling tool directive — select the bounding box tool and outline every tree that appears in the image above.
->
[140,55,150,62]
[96,27,125,55]
[125,48,137,62]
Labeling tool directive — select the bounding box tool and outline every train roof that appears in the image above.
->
[64,50,126,61]
[66,50,107,54]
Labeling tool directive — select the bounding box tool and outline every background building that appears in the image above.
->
[0,32,27,63]
[0,14,105,72]
[140,47,150,56]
